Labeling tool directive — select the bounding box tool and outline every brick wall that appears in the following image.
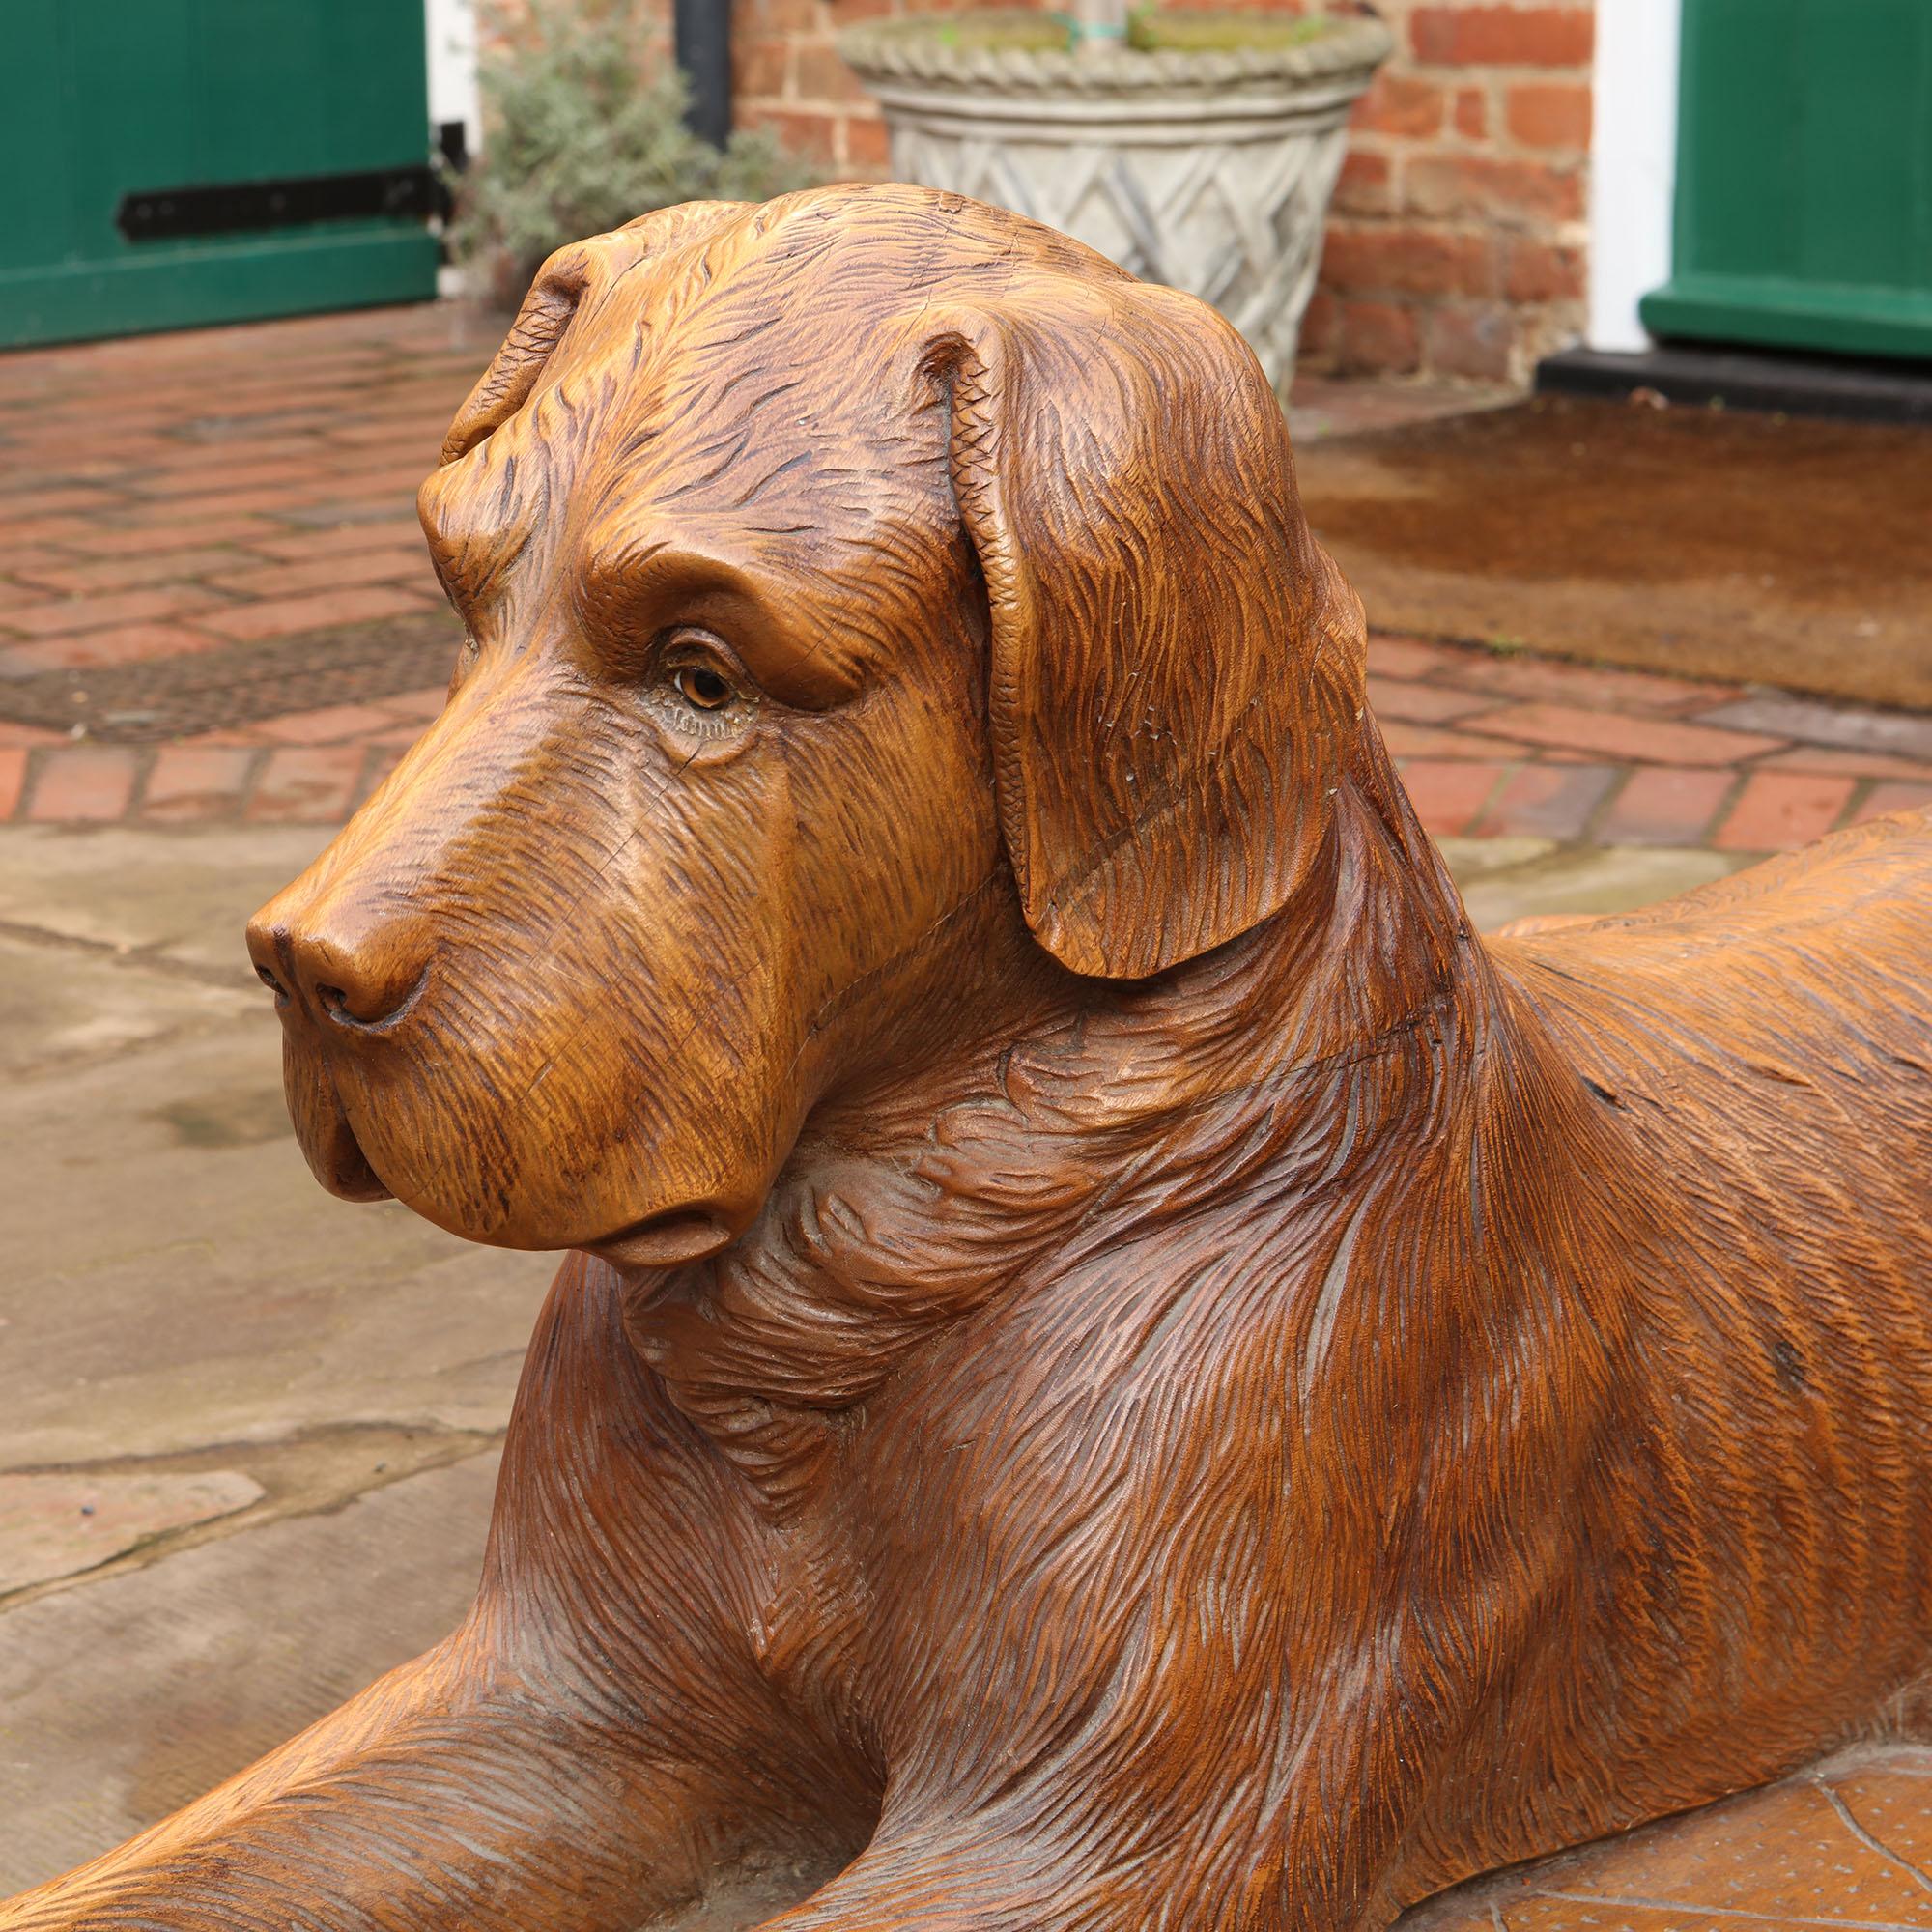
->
[727,0,1595,387]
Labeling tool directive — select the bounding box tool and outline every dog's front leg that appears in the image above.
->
[0,1616,746,1931]
[750,1815,1090,1932]
[0,1255,851,1931]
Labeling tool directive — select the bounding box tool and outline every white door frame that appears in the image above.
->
[1588,0,1682,353]
[425,0,481,163]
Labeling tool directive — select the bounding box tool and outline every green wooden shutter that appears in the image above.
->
[0,0,440,350]
[1641,0,1932,359]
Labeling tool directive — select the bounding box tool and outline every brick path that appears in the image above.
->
[3,306,1929,845]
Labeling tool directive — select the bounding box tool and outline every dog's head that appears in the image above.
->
[246,185,1364,1267]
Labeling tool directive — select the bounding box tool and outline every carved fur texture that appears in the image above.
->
[7,185,1931,1932]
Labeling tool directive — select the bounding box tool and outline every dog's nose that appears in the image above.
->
[245,906,427,1030]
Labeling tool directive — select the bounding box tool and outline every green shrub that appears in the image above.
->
[447,0,819,294]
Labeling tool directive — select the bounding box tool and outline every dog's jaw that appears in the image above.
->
[280,1034,392,1204]
[585,1208,738,1269]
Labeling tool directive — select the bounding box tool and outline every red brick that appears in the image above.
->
[0,484,124,519]
[0,623,230,677]
[0,748,24,818]
[1297,290,1340,361]
[1467,704,1787,767]
[1332,151,1394,217]
[845,112,892,170]
[1506,80,1593,151]
[1425,304,1513,381]
[740,106,838,165]
[1598,767,1735,846]
[254,702,402,746]
[1354,73,1446,139]
[1851,782,1932,826]
[794,40,871,105]
[141,746,256,821]
[1329,299,1421,376]
[171,726,270,749]
[1,547,88,587]
[242,520,427,564]
[1471,762,1617,839]
[2,584,228,639]
[200,586,434,642]
[12,548,256,597]
[63,516,286,557]
[1381,719,1523,759]
[208,547,437,601]
[247,746,365,822]
[1504,237,1586,303]
[131,452,325,495]
[376,686,450,724]
[0,515,113,549]
[1321,227,1495,299]
[1411,6,1595,68]
[1369,633,1458,680]
[744,0,816,26]
[1367,675,1491,724]
[734,33,790,98]
[1406,154,1586,226]
[1441,653,1740,716]
[1454,86,1489,138]
[1714,772,1857,852]
[1395,758,1509,838]
[0,722,68,747]
[1758,747,1932,781]
[28,746,139,822]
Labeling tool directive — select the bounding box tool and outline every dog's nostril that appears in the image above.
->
[309,962,425,1030]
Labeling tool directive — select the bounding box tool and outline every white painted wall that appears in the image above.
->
[425,0,482,160]
[1588,0,1682,353]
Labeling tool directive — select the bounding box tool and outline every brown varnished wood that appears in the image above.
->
[7,184,1932,1931]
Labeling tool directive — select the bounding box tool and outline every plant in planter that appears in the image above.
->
[448,0,817,302]
[838,5,1392,397]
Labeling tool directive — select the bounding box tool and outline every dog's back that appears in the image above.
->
[1488,806,1932,1833]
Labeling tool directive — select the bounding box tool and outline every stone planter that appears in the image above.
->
[838,12,1393,397]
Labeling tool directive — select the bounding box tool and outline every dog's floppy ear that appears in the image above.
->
[440,201,751,466]
[927,282,1365,980]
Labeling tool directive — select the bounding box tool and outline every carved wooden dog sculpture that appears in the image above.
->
[8,185,1932,1932]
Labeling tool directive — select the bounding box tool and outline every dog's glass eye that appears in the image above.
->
[672,665,734,711]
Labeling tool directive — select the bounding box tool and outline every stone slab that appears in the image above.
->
[0,823,331,982]
[0,931,253,1079]
[0,1013,554,1465]
[0,1451,498,1894]
[0,1469,263,1595]
[1446,840,1749,933]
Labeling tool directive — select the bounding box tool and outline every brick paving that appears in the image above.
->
[3,304,1931,847]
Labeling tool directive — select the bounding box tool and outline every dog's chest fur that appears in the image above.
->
[620,808,1932,1918]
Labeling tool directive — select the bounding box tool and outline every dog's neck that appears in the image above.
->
[621,722,1487,1511]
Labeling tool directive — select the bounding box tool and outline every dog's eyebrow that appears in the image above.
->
[574,537,867,707]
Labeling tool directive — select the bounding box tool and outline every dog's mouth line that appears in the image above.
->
[582,1207,736,1270]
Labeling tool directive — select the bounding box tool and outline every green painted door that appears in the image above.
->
[0,0,440,350]
[1641,0,1932,359]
